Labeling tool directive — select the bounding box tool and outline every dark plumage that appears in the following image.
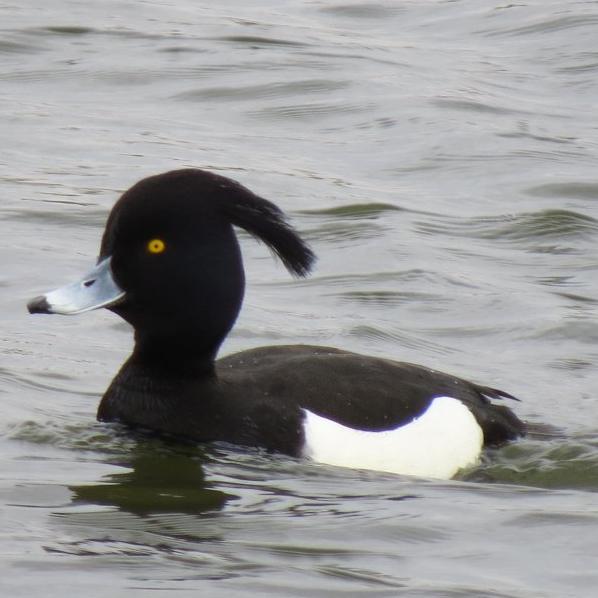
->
[28,168,525,477]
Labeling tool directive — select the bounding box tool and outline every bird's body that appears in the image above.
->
[28,169,525,479]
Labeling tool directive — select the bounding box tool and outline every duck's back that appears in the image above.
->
[216,345,525,446]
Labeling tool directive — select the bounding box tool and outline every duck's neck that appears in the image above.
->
[130,330,219,378]
[97,345,220,434]
[96,326,225,425]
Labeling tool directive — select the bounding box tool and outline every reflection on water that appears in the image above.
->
[70,444,231,515]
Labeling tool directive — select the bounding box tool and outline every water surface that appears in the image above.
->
[2,1,598,596]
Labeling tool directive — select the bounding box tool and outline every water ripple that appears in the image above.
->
[416,209,598,243]
[525,181,598,199]
[480,14,598,37]
[217,35,308,48]
[320,4,405,20]
[300,202,404,218]
[469,437,598,490]
[250,101,375,121]
[175,79,349,102]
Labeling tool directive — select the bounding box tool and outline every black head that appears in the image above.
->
[103,169,314,366]
[30,168,315,371]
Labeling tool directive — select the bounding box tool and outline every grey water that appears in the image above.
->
[2,1,598,596]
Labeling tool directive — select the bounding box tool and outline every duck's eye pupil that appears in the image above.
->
[147,238,166,254]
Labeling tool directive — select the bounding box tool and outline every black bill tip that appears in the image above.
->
[27,295,51,314]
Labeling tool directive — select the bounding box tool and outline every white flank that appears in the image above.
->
[302,396,484,480]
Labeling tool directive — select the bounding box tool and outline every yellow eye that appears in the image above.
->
[147,238,166,254]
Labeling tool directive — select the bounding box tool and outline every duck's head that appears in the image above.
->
[28,169,315,368]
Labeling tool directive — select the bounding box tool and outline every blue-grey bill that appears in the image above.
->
[27,256,125,315]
